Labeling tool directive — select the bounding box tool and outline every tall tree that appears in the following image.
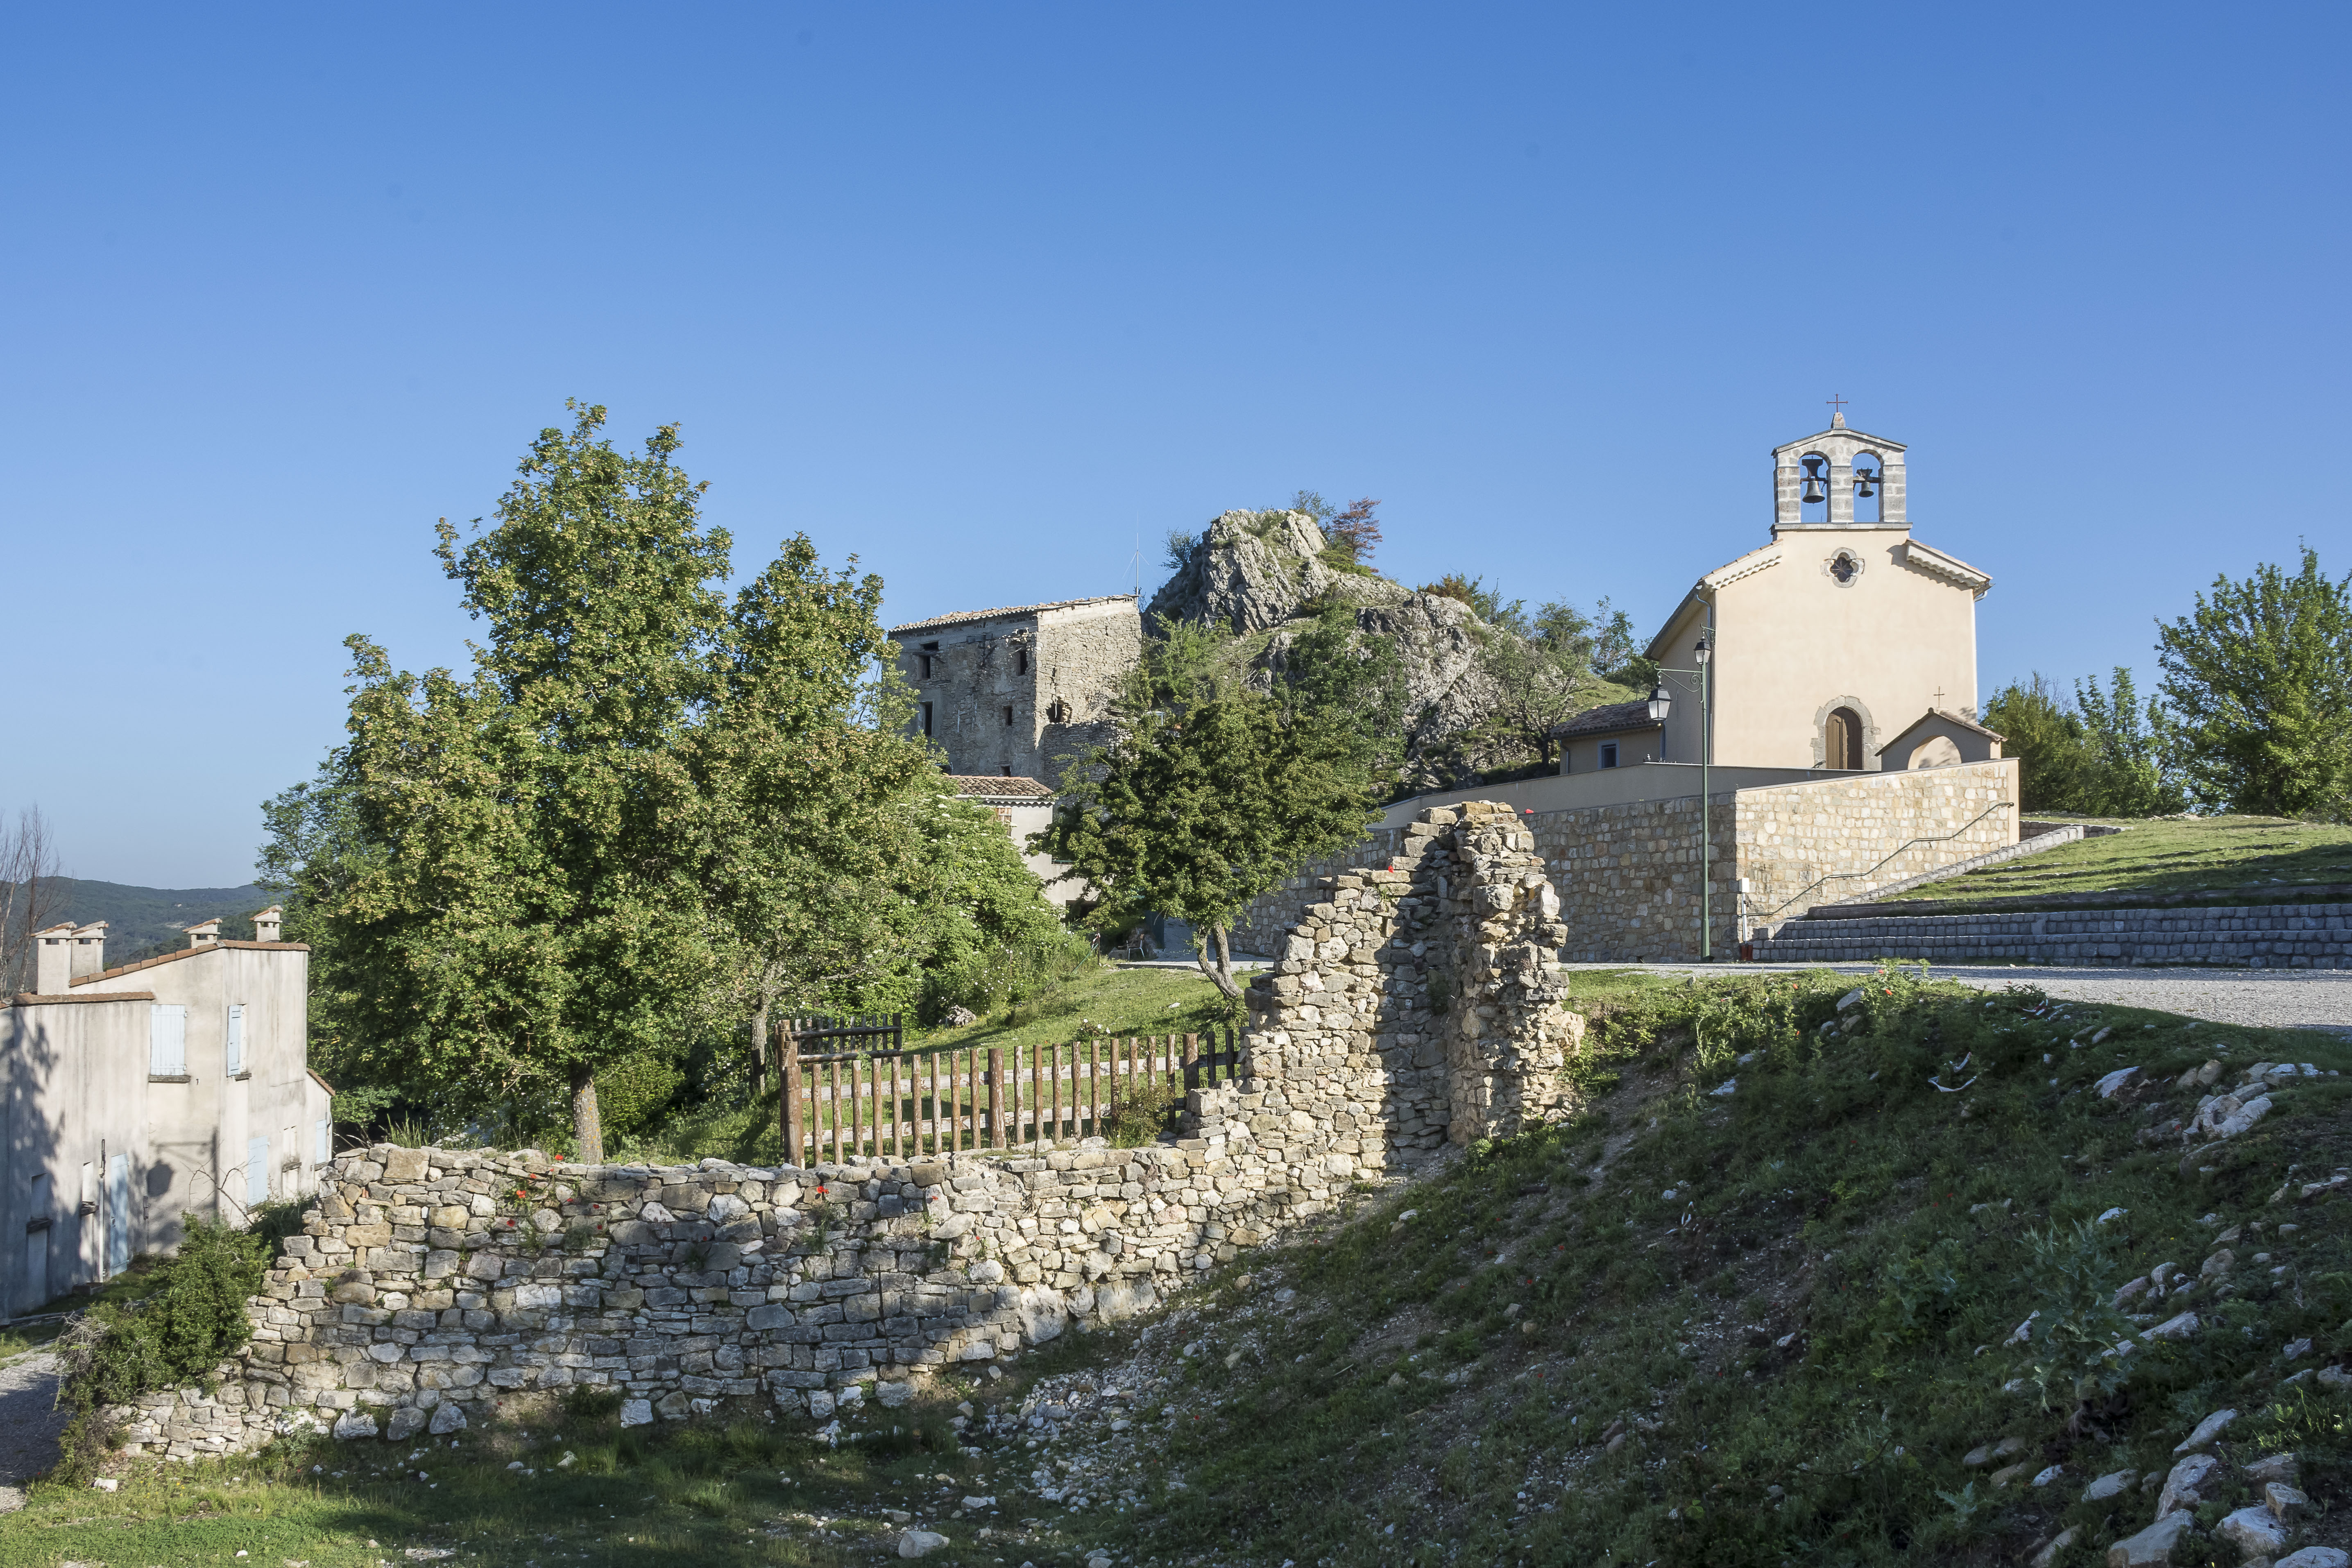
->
[2157,548,2352,819]
[2073,667,2185,817]
[1038,618,1379,998]
[1983,674,2096,814]
[0,805,64,993]
[286,405,730,1160]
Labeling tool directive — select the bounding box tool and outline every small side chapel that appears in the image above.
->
[1563,411,1998,779]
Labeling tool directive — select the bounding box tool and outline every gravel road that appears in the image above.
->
[1563,961,2352,1037]
[0,1350,64,1512]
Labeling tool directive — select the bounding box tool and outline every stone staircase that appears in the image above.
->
[1750,901,2352,969]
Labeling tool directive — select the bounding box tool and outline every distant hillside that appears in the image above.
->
[7,878,280,972]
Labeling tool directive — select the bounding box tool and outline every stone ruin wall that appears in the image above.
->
[112,804,1589,1461]
[1237,760,2018,963]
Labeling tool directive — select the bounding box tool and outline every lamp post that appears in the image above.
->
[1647,625,1715,960]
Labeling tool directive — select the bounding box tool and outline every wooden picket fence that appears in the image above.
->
[774,1029,1242,1163]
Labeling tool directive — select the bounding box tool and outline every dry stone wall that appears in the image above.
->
[114,804,1588,1462]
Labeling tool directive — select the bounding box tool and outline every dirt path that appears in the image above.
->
[0,1351,65,1512]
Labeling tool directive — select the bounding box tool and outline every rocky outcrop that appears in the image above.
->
[1148,510,1507,780]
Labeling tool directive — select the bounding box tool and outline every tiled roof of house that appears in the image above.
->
[70,939,310,987]
[1879,707,2006,751]
[1549,699,1663,739]
[945,775,1057,802]
[888,594,1136,635]
[9,989,157,1007]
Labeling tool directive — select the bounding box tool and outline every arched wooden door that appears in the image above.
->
[1825,707,1863,770]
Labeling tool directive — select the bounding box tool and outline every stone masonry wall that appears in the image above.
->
[114,804,1588,1462]
[1237,761,2018,965]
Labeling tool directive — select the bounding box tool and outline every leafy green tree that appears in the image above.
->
[1473,600,1633,768]
[2072,666,2184,817]
[1269,601,1409,788]
[274,405,732,1162]
[1038,618,1380,997]
[1982,674,2096,813]
[2156,547,2352,819]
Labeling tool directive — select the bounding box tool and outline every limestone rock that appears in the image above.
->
[2158,1452,2221,1517]
[331,1410,379,1441]
[2107,1513,2194,1567]
[2277,1550,2351,1568]
[897,1529,950,1558]
[2217,1503,2291,1559]
[384,1405,428,1443]
[2245,1452,2300,1486]
[2082,1469,2137,1502]
[2175,1408,2237,1452]
[428,1402,468,1436]
[618,1399,654,1428]
[2267,1482,2309,1522]
[2031,1528,2078,1568]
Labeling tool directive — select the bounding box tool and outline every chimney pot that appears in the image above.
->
[252,905,283,944]
[32,923,75,994]
[70,922,106,980]
[186,918,222,948]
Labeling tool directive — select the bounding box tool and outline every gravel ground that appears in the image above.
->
[1563,961,2352,1037]
[0,1350,64,1512]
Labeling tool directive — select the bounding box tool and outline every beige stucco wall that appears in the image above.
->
[75,943,328,1226]
[2,995,153,1312]
[1652,528,1982,773]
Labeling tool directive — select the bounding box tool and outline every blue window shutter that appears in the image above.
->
[247,1136,269,1205]
[149,1005,186,1076]
[225,1004,244,1076]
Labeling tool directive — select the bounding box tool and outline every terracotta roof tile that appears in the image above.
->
[1549,699,1664,739]
[889,594,1136,635]
[945,774,1057,801]
[71,939,309,987]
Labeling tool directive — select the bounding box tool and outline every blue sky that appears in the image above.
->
[4,4,2346,885]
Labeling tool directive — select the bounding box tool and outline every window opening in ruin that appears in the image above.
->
[1003,705,1014,726]
[1001,766,1011,776]
[1851,453,1882,523]
[1016,649,1029,675]
[1797,452,1831,523]
[921,702,934,737]
[1600,741,1619,769]
[1046,698,1070,724]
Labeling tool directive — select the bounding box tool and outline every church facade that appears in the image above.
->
[1567,412,1999,782]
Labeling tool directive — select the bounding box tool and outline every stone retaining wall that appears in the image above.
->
[1237,762,2018,963]
[114,804,1588,1461]
[1750,902,2352,969]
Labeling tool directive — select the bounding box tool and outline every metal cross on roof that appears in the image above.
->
[1826,393,1849,416]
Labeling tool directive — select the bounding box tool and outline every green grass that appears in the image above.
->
[30,967,2352,1566]
[1024,966,2352,1566]
[1881,813,2352,908]
[0,1386,1017,1568]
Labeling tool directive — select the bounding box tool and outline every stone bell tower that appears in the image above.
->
[1771,410,1908,533]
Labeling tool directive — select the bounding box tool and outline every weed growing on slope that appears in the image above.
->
[1087,967,2352,1566]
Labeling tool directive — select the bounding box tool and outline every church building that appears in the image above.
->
[1560,410,2000,783]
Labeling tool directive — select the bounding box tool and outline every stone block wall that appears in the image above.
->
[1236,761,2019,964]
[111,804,1591,1462]
[1752,901,2352,969]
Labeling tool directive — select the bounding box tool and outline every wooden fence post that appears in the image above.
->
[988,1047,1006,1149]
[1182,1032,1199,1092]
[780,1027,803,1168]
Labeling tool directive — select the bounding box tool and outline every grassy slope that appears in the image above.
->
[1883,815,2352,906]
[16,969,2352,1568]
[1018,967,2352,1566]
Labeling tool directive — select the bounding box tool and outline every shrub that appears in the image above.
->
[1105,1069,1181,1147]
[51,1216,272,1484]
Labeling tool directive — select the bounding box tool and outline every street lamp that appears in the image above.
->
[1652,626,1715,960]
